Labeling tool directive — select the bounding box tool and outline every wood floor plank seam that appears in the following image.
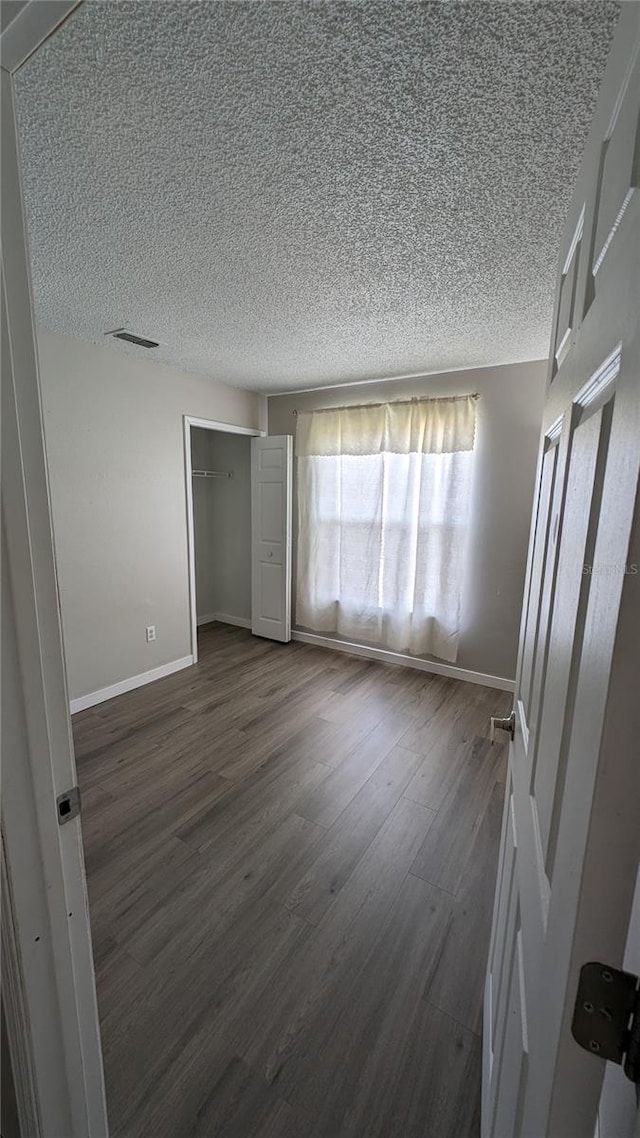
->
[427,998,484,1040]
[406,868,458,899]
[422,998,483,1039]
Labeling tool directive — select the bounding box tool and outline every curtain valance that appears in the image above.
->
[295,395,477,458]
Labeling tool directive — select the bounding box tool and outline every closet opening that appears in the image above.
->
[184,416,263,662]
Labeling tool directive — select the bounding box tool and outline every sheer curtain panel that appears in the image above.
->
[296,395,477,663]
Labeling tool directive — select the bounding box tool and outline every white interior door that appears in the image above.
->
[251,435,293,642]
[483,8,640,1137]
[2,8,108,1135]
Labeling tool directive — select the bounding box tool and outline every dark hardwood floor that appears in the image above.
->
[73,624,511,1138]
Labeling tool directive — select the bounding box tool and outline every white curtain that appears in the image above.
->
[296,395,477,663]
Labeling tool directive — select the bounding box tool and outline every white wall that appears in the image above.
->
[191,428,252,624]
[268,360,547,682]
[191,427,217,621]
[37,329,261,702]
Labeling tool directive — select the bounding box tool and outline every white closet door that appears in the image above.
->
[251,435,292,642]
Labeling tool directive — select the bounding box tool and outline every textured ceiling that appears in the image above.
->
[16,1,619,393]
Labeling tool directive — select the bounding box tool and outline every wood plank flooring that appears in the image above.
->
[74,624,511,1138]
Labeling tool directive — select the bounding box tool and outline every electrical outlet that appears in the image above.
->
[145,625,156,643]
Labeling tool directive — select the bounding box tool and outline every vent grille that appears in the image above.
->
[106,328,159,349]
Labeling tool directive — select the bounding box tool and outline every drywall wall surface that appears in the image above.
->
[209,431,252,621]
[191,427,217,621]
[37,329,261,701]
[191,428,251,623]
[268,359,547,681]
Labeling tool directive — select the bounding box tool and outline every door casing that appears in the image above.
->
[183,415,265,664]
[2,4,109,1134]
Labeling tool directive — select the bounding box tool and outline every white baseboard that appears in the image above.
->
[291,631,514,692]
[70,654,194,714]
[204,612,252,630]
[196,612,217,627]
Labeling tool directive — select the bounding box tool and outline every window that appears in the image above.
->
[296,395,477,663]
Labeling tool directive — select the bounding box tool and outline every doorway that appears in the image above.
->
[184,416,263,662]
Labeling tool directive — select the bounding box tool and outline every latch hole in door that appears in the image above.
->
[56,786,81,825]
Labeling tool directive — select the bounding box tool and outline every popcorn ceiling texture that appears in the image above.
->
[16,1,619,393]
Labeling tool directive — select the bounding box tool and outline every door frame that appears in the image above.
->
[2,3,109,1135]
[183,415,265,663]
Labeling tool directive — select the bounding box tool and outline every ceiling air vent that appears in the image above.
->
[106,328,159,349]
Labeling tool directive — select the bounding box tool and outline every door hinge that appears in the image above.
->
[56,786,81,825]
[571,961,640,1085]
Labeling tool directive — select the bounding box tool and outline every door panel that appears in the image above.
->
[259,562,284,623]
[525,429,567,764]
[554,210,584,368]
[486,788,530,1138]
[483,9,640,1136]
[487,790,518,1064]
[592,58,640,278]
[251,435,292,642]
[493,926,528,1138]
[518,438,560,718]
[257,482,284,546]
[532,404,609,865]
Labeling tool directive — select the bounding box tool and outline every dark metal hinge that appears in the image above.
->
[571,961,640,1085]
[56,786,81,825]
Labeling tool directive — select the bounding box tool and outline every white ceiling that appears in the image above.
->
[16,1,619,393]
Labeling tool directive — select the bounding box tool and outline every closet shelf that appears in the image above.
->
[192,469,233,479]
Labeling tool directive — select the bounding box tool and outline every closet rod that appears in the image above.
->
[192,469,233,479]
